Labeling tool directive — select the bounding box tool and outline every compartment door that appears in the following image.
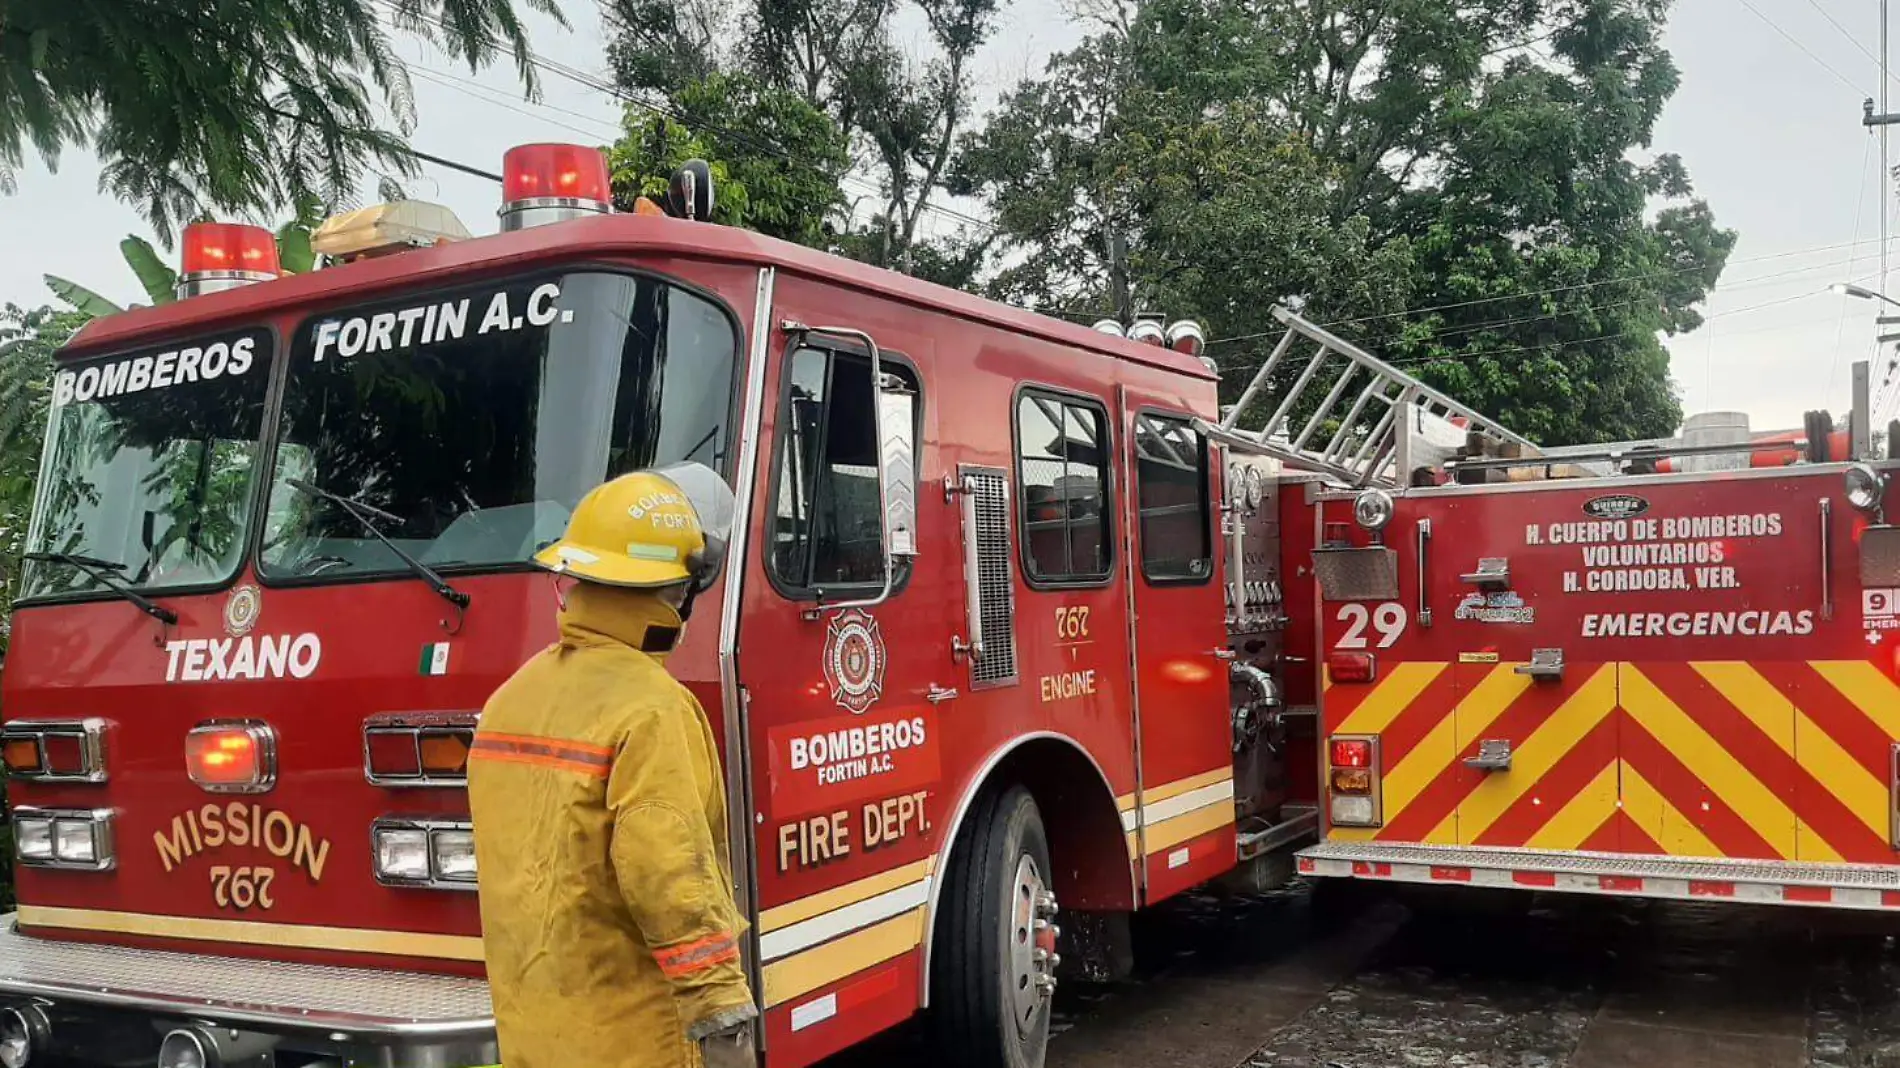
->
[1452,659,1617,849]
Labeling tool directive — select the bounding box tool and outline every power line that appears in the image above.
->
[381,1,1001,236]
[1736,0,1867,96]
[1203,234,1900,349]
[1798,0,1892,79]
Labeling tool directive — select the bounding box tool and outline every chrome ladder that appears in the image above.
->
[1202,306,1535,488]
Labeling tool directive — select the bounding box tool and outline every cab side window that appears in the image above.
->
[1135,412,1212,582]
[769,346,918,595]
[1017,390,1112,585]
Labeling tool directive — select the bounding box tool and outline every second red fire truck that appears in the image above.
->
[1,139,1896,1068]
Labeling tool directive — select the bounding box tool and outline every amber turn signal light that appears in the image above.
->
[365,714,478,786]
[1330,767,1373,794]
[2,738,42,775]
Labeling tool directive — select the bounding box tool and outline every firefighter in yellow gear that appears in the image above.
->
[469,463,755,1068]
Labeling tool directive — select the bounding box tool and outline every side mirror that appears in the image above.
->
[879,374,917,558]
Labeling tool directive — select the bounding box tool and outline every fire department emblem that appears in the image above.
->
[1582,493,1648,520]
[223,585,262,637]
[823,609,887,715]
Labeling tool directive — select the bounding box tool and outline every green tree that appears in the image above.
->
[0,303,83,654]
[960,0,1733,445]
[4,0,565,242]
[605,0,1005,270]
[605,72,850,246]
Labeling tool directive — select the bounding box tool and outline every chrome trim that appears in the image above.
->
[497,197,610,232]
[1,718,108,784]
[1311,459,1888,501]
[12,808,115,872]
[1821,497,1836,621]
[368,818,477,892]
[721,267,775,1029]
[916,731,1128,1007]
[361,712,478,788]
[780,321,896,614]
[0,914,495,1047]
[1324,734,1382,828]
[174,270,275,300]
[185,721,277,795]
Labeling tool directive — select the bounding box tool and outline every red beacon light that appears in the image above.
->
[176,222,280,299]
[500,143,613,232]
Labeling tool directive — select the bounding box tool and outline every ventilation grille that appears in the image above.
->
[968,468,1019,686]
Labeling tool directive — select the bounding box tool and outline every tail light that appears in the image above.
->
[176,222,280,299]
[1327,651,1377,684]
[364,714,477,786]
[371,818,477,889]
[185,722,276,794]
[12,807,114,871]
[499,143,611,232]
[0,720,106,783]
[1327,735,1382,827]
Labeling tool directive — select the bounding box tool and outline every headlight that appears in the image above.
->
[431,828,478,882]
[1353,489,1395,531]
[1847,463,1887,513]
[13,819,51,862]
[373,827,430,882]
[52,819,96,864]
[373,819,477,888]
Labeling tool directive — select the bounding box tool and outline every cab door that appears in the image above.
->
[1117,388,1234,901]
[733,322,955,1064]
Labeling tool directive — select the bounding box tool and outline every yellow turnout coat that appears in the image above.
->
[469,582,756,1068]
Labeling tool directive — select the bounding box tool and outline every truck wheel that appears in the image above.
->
[933,785,1057,1068]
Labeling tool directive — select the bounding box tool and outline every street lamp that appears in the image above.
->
[1833,282,1900,309]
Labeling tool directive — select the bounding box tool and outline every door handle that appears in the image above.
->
[927,685,960,704]
[1209,648,1237,661]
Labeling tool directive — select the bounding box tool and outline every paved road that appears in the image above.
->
[826,880,1900,1068]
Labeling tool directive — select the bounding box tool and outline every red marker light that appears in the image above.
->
[41,734,85,776]
[180,222,281,277]
[366,729,422,779]
[502,144,611,206]
[1327,651,1376,684]
[1330,738,1372,769]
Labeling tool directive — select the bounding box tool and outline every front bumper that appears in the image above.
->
[0,915,495,1066]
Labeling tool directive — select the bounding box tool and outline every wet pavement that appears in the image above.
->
[824,880,1900,1068]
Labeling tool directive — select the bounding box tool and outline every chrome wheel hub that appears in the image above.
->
[1007,854,1060,1035]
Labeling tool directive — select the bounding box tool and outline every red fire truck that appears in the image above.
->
[9,139,1895,1068]
[0,144,1322,1068]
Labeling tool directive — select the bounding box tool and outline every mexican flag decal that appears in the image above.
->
[419,642,451,676]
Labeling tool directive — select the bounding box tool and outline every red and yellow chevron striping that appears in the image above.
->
[1323,660,1900,863]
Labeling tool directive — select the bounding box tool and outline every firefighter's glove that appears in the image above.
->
[695,1018,755,1068]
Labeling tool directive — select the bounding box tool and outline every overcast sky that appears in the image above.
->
[0,0,1894,434]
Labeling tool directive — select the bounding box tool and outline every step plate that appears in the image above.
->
[1298,841,1900,909]
[0,916,492,1037]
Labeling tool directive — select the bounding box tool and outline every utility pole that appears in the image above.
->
[1864,0,1897,416]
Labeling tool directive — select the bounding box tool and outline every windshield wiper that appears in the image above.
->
[286,479,471,612]
[24,552,179,624]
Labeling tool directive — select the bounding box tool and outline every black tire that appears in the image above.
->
[932,785,1055,1068]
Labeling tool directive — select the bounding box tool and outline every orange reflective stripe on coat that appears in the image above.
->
[653,931,740,979]
[470,732,614,779]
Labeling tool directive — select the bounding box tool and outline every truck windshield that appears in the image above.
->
[19,329,274,600]
[259,271,738,580]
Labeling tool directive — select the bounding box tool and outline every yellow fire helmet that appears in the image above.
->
[534,462,735,590]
